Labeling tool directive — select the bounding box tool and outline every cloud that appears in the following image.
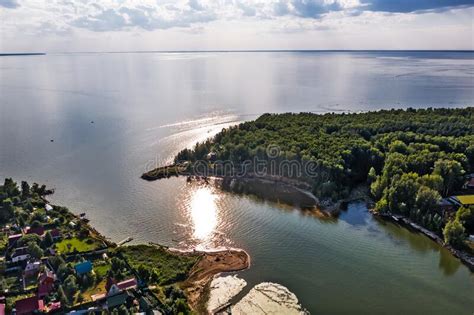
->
[360,0,474,13]
[0,0,19,9]
[0,0,473,37]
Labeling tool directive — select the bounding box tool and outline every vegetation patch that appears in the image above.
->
[119,245,200,285]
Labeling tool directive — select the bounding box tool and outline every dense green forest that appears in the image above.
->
[175,107,474,248]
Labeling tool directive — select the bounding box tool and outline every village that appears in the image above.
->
[0,179,184,315]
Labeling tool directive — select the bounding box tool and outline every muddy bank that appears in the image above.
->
[180,248,250,313]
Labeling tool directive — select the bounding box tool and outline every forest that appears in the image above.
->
[175,107,474,249]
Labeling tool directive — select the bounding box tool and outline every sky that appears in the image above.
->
[0,0,473,52]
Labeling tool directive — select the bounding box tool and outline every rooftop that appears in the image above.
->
[455,195,474,206]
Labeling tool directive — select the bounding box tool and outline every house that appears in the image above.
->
[8,234,22,248]
[11,247,30,263]
[14,296,44,315]
[44,301,61,313]
[24,226,45,236]
[107,278,137,297]
[24,261,41,277]
[74,261,93,275]
[464,177,474,190]
[49,229,61,241]
[38,270,56,298]
[449,195,474,207]
[436,198,457,217]
[107,291,133,309]
[45,204,53,212]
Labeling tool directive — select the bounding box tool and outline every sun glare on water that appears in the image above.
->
[189,187,219,241]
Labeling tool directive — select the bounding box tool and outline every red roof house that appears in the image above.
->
[14,296,44,315]
[107,277,137,296]
[38,270,56,298]
[24,227,45,236]
[49,229,61,240]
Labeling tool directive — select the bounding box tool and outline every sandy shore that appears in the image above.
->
[232,282,308,315]
[207,275,247,314]
[180,248,250,313]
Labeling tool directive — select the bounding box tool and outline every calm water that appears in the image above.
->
[1,51,473,314]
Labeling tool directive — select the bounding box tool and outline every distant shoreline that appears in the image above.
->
[0,53,46,56]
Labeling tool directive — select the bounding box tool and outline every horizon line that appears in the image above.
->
[1,49,474,56]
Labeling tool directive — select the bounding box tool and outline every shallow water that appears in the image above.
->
[0,51,473,314]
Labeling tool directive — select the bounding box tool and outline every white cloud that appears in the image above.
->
[0,0,472,51]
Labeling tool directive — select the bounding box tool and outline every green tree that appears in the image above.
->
[18,234,42,247]
[455,206,474,233]
[21,181,30,199]
[418,174,443,193]
[28,242,43,259]
[433,159,464,196]
[118,305,130,315]
[137,264,151,283]
[43,231,54,248]
[443,219,466,249]
[367,167,377,184]
[0,198,14,222]
[58,284,69,307]
[64,274,79,299]
[415,186,441,215]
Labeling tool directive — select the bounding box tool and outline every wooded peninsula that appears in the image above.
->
[145,107,474,260]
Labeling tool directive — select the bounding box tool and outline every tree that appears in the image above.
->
[389,140,408,154]
[137,264,151,283]
[43,231,54,248]
[3,178,19,197]
[386,173,420,214]
[443,219,466,249]
[64,274,79,299]
[18,234,42,247]
[28,242,43,259]
[418,174,443,193]
[118,305,130,315]
[415,186,441,215]
[21,181,30,199]
[367,167,377,185]
[0,198,14,222]
[433,159,464,196]
[58,284,69,307]
[455,206,474,233]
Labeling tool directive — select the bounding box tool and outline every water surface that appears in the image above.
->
[0,51,473,314]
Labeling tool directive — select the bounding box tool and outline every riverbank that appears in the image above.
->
[371,210,474,271]
[180,248,250,313]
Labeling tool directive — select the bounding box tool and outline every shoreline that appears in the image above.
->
[180,248,251,313]
[44,197,251,313]
[371,209,474,271]
[142,165,474,272]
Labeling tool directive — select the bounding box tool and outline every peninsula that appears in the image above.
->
[143,108,474,268]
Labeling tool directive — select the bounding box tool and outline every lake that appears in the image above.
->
[0,51,473,314]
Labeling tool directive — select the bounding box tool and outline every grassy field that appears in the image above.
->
[120,245,200,285]
[56,237,102,254]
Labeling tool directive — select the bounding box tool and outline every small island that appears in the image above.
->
[143,107,474,269]
[0,178,249,314]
